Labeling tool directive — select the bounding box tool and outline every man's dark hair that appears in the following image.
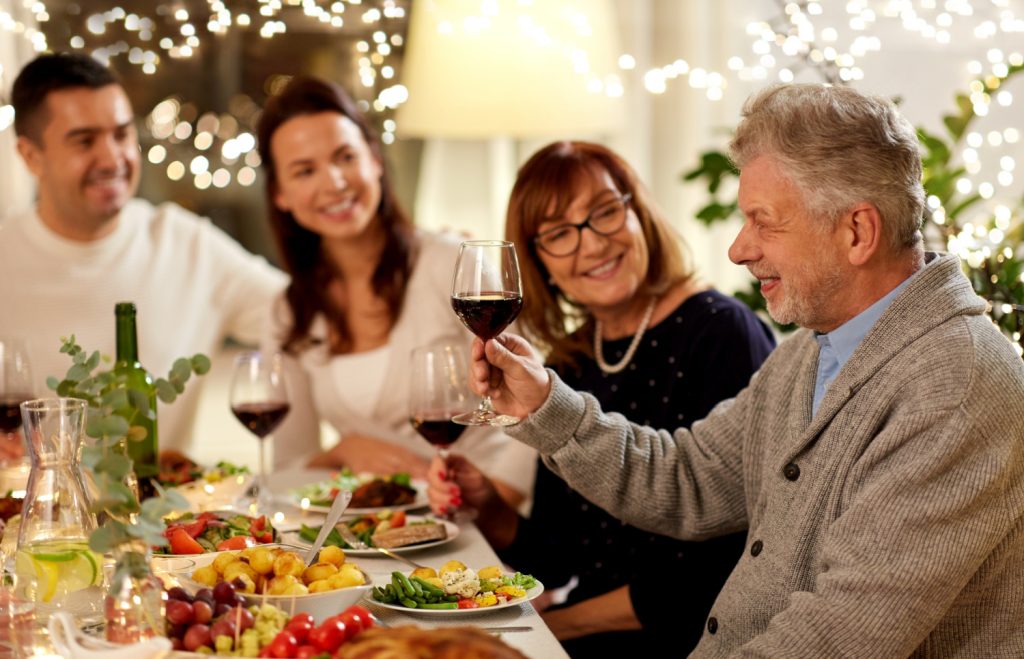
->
[12,53,120,141]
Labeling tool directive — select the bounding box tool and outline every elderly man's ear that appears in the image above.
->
[842,203,883,267]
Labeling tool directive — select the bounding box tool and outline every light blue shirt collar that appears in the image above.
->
[812,271,918,415]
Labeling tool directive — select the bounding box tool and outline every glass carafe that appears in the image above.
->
[14,398,103,619]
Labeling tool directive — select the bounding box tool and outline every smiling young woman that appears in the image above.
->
[254,76,535,507]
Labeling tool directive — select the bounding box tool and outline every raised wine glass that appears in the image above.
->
[0,338,34,465]
[409,343,473,462]
[229,351,290,515]
[450,240,523,426]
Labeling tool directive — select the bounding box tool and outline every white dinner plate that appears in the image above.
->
[291,479,430,517]
[170,473,254,513]
[373,582,545,617]
[281,517,460,556]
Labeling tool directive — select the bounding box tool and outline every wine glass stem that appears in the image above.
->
[479,396,496,414]
[257,436,268,513]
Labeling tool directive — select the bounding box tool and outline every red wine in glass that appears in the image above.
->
[410,412,468,449]
[231,402,291,438]
[0,394,32,433]
[450,292,523,341]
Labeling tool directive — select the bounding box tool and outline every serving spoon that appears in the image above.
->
[303,489,353,566]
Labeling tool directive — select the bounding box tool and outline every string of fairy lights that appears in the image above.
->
[0,0,410,191]
[0,0,1021,229]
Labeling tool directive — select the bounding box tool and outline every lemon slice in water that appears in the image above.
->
[16,543,101,602]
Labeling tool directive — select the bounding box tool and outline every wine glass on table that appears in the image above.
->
[409,342,474,457]
[0,338,34,465]
[229,351,290,515]
[450,240,523,426]
[409,343,475,519]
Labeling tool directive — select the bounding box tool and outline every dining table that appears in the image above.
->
[262,467,571,659]
[2,465,569,658]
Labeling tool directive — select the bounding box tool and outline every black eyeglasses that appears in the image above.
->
[533,193,633,257]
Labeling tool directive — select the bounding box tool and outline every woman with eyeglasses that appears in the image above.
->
[427,141,775,656]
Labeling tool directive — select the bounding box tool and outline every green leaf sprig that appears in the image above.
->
[46,336,210,578]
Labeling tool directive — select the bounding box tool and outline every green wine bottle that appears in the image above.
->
[113,302,158,500]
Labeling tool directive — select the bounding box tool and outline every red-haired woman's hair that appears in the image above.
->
[505,141,694,368]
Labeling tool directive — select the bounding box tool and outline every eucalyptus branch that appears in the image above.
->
[46,336,209,581]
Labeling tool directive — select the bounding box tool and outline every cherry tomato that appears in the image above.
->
[389,511,406,528]
[346,605,373,628]
[256,531,274,543]
[285,619,314,644]
[268,630,299,658]
[334,609,363,635]
[310,619,346,652]
[295,646,321,659]
[250,515,267,533]
[457,598,479,609]
[216,536,257,551]
[289,613,315,628]
[178,519,209,538]
[168,527,204,554]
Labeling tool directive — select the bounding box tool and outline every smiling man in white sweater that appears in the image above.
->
[0,53,286,455]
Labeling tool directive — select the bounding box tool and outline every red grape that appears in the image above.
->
[210,617,237,641]
[213,581,236,605]
[193,600,213,625]
[224,605,255,632]
[166,587,193,603]
[194,588,215,606]
[183,624,212,652]
[215,603,232,618]
[166,600,195,626]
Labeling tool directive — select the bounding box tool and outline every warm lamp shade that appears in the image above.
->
[397,0,625,139]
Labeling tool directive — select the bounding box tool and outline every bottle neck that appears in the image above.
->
[115,313,139,363]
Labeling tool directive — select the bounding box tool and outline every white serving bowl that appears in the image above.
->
[176,544,373,624]
[241,576,373,624]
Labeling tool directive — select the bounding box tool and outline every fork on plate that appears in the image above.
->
[336,523,426,570]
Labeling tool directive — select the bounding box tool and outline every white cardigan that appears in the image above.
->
[265,231,536,495]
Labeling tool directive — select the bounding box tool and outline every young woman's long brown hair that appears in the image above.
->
[505,141,694,369]
[257,76,415,354]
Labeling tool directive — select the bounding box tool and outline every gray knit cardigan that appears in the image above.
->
[509,252,1024,658]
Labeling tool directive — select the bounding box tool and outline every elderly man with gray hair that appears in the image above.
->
[462,83,1024,657]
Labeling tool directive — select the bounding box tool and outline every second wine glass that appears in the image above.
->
[408,343,473,461]
[229,351,290,515]
[450,240,523,426]
[0,338,34,465]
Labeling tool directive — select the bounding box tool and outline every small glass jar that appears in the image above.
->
[104,542,166,644]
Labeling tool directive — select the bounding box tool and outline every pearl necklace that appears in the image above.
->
[594,298,657,375]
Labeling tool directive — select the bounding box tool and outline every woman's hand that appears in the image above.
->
[427,452,499,516]
[469,334,551,419]
[428,452,519,549]
[308,433,430,478]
